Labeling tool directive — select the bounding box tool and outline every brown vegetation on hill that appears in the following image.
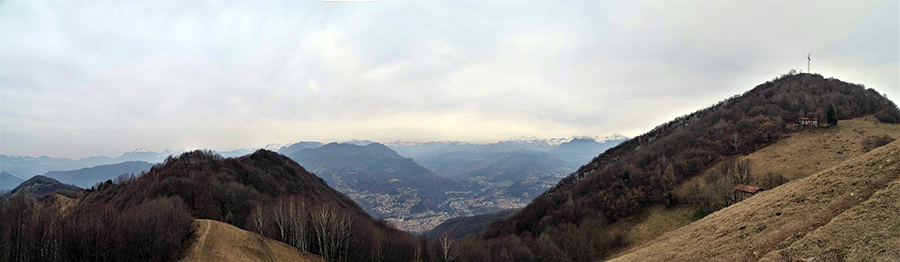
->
[1,193,193,262]
[612,140,900,261]
[612,115,899,258]
[738,116,900,182]
[475,73,900,261]
[179,219,320,262]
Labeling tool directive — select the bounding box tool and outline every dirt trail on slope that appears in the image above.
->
[191,219,212,258]
[179,219,320,262]
[611,140,900,262]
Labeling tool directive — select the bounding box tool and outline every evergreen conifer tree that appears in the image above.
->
[827,104,838,126]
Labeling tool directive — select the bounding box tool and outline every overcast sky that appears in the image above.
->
[2,1,898,158]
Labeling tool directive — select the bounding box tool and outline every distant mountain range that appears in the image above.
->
[2,149,169,178]
[1,135,626,186]
[425,150,574,200]
[380,135,628,161]
[44,161,155,188]
[551,137,623,166]
[276,141,325,156]
[0,135,627,232]
[278,136,628,231]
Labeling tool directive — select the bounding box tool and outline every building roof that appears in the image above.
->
[733,184,763,194]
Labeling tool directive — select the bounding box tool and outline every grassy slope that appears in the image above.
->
[610,139,900,261]
[760,174,900,261]
[611,116,900,257]
[742,116,900,181]
[178,219,320,262]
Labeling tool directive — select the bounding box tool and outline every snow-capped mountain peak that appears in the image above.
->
[263,143,283,151]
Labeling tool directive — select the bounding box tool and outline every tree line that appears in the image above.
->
[0,193,192,262]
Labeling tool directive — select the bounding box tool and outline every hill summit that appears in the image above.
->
[7,175,79,197]
[83,149,368,224]
[471,73,900,261]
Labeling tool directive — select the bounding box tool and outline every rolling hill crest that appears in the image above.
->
[84,149,368,221]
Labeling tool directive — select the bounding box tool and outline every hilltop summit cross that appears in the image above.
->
[808,54,811,73]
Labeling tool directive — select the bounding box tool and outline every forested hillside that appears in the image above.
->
[1,150,424,262]
[473,73,900,261]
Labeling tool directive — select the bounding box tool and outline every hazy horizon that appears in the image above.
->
[1,133,628,159]
[3,1,898,159]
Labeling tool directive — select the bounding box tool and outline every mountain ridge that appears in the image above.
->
[43,161,154,188]
[289,142,456,219]
[0,172,24,191]
[470,73,900,261]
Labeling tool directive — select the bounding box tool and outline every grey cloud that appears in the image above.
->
[1,1,897,158]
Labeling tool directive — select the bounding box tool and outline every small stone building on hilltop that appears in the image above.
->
[800,117,818,127]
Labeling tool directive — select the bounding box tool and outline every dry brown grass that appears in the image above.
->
[178,219,321,262]
[610,139,900,262]
[611,116,899,259]
[619,205,695,249]
[760,178,900,262]
[743,116,899,181]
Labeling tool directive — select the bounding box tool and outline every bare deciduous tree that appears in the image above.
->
[312,206,330,262]
[731,133,741,152]
[439,232,457,262]
[272,198,287,243]
[251,205,266,236]
[287,198,309,252]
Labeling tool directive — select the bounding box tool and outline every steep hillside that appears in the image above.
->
[7,175,80,197]
[289,143,457,218]
[613,140,900,261]
[44,161,154,188]
[612,115,900,256]
[179,219,320,262]
[0,172,24,191]
[472,73,899,261]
